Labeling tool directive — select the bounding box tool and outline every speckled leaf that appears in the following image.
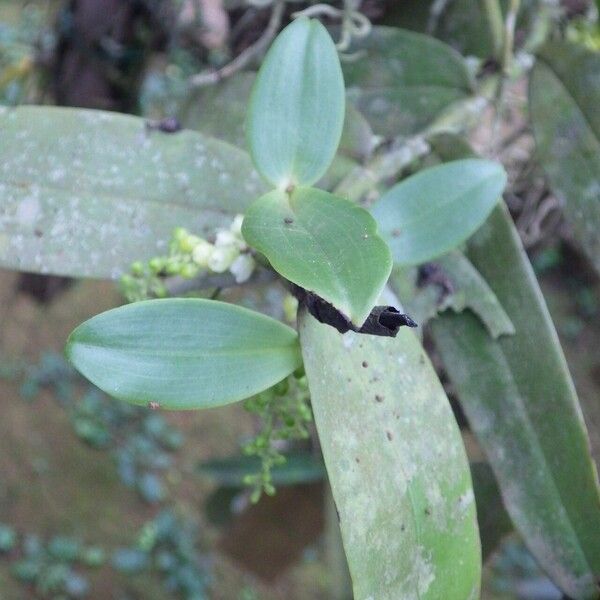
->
[242,187,392,326]
[530,43,600,274]
[67,298,302,410]
[343,26,472,136]
[431,204,600,599]
[372,159,507,266]
[394,251,514,338]
[0,106,265,279]
[247,18,345,188]
[299,311,481,600]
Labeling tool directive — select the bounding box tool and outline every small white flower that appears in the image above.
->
[192,240,214,267]
[229,254,256,283]
[215,230,238,247]
[208,245,238,273]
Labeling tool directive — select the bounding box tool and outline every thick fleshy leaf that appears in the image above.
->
[394,251,514,339]
[299,311,481,599]
[530,42,600,274]
[343,26,472,136]
[197,452,325,487]
[66,299,302,410]
[372,159,507,266]
[0,106,265,279]
[242,187,392,326]
[431,204,600,599]
[246,18,345,188]
[381,0,539,59]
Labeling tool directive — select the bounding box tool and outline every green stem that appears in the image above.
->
[481,0,504,60]
[503,0,521,75]
[333,74,499,203]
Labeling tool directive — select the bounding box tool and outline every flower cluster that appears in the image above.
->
[242,369,313,503]
[120,215,256,302]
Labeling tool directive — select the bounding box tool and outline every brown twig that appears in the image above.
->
[188,0,284,88]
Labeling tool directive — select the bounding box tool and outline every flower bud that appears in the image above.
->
[229,254,255,283]
[179,234,202,253]
[215,230,237,247]
[208,244,238,273]
[192,240,214,267]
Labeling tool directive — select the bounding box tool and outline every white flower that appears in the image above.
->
[192,240,214,267]
[215,230,237,247]
[208,244,238,273]
[229,254,256,283]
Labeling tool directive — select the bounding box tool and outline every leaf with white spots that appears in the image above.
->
[0,106,266,279]
[299,310,481,600]
[431,204,600,599]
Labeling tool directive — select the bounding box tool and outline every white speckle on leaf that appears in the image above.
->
[457,489,474,513]
[342,333,356,349]
[16,196,40,225]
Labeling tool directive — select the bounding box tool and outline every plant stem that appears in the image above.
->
[481,0,505,60]
[188,0,284,88]
[164,267,275,295]
[334,136,430,203]
[503,0,521,75]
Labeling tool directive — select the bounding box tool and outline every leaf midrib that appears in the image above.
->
[72,341,295,359]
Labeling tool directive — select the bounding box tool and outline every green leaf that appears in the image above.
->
[530,42,600,275]
[0,106,265,279]
[182,72,374,163]
[246,17,345,188]
[197,452,325,487]
[372,159,507,266]
[338,102,377,163]
[242,187,392,326]
[343,26,472,136]
[431,204,600,599]
[66,299,302,410]
[394,251,515,338]
[381,0,540,59]
[299,311,481,599]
